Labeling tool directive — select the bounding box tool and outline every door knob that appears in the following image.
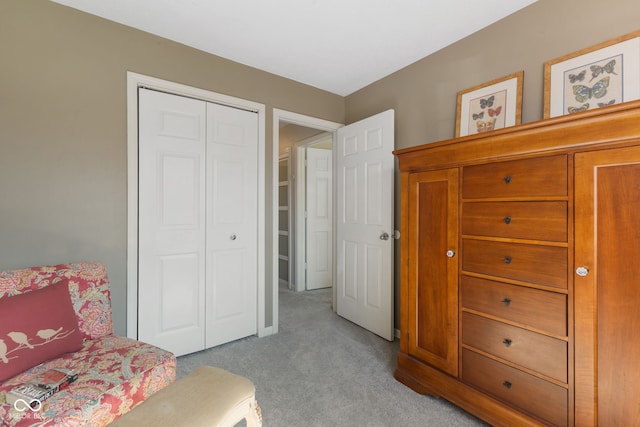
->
[230,234,237,241]
[379,232,390,241]
[576,266,589,277]
[446,250,456,258]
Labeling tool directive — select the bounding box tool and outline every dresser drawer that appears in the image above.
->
[462,312,567,382]
[462,201,567,242]
[463,349,568,426]
[462,155,567,199]
[463,240,567,289]
[461,276,567,336]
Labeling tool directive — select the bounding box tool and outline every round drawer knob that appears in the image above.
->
[576,266,589,277]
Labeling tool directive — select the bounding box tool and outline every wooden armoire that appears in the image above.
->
[393,100,640,426]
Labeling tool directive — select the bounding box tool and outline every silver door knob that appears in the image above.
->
[380,232,390,241]
[446,250,456,258]
[576,266,589,277]
[230,234,237,241]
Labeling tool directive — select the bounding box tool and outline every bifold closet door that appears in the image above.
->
[205,102,258,349]
[138,89,207,356]
[138,89,257,356]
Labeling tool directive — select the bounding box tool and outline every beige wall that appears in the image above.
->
[0,0,344,335]
[278,124,327,154]
[346,0,640,147]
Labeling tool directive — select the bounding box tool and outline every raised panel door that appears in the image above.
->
[336,110,395,341]
[205,102,258,349]
[575,146,640,425]
[138,89,207,356]
[407,168,459,376]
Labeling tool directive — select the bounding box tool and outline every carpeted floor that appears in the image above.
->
[176,285,487,426]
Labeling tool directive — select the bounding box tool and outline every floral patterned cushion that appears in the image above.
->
[0,281,83,381]
[0,263,113,340]
[0,335,176,426]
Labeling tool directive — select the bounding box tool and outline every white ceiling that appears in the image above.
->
[51,0,537,96]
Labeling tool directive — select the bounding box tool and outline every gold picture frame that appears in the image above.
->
[543,30,640,119]
[455,71,524,137]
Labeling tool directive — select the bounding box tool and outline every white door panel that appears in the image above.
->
[206,102,258,348]
[138,89,206,356]
[306,147,333,290]
[336,110,394,341]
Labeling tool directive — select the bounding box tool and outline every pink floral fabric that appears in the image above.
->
[0,262,113,340]
[0,336,176,426]
[0,263,176,426]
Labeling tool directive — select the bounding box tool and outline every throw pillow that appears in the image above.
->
[0,281,83,382]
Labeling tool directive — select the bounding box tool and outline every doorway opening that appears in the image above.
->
[271,110,342,333]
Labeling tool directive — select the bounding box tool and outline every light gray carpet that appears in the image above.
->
[177,286,487,426]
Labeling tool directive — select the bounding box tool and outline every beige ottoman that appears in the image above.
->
[111,366,262,427]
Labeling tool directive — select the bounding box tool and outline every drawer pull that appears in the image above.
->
[501,297,511,306]
[504,176,512,184]
[503,380,513,389]
[576,266,590,277]
[502,338,512,347]
[504,256,512,264]
[503,216,512,224]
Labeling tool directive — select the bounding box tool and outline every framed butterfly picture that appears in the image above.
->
[455,71,523,137]
[544,30,640,118]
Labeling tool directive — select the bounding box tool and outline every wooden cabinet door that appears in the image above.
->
[575,147,640,425]
[406,168,459,376]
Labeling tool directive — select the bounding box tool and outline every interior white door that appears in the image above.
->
[306,147,332,290]
[138,88,207,356]
[205,102,258,348]
[336,109,395,341]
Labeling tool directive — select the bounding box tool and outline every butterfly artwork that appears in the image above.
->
[488,106,502,117]
[568,70,586,83]
[573,77,610,103]
[598,99,616,108]
[590,59,617,81]
[567,103,589,114]
[465,87,509,136]
[479,96,494,109]
[476,118,496,133]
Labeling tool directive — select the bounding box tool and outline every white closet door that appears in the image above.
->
[138,89,207,356]
[205,102,258,348]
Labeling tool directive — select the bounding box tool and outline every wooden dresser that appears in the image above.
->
[393,100,640,426]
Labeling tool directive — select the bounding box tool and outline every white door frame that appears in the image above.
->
[272,109,342,331]
[127,72,267,338]
[294,133,333,292]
